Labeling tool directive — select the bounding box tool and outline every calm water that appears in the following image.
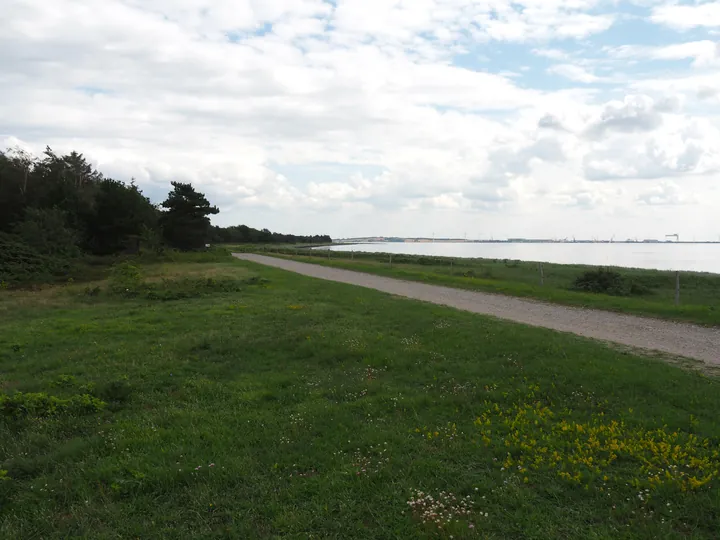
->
[320,242,720,274]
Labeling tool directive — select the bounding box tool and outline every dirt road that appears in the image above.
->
[233,253,720,365]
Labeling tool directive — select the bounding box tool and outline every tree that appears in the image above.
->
[0,148,36,232]
[159,182,219,250]
[84,179,158,255]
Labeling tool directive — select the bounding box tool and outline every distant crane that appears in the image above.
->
[666,234,679,242]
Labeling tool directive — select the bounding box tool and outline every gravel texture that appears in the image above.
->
[234,253,720,365]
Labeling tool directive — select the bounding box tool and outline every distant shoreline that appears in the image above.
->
[332,240,720,245]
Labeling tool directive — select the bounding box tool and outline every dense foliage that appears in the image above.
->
[209,224,331,245]
[0,146,159,285]
[0,148,156,255]
[573,267,650,297]
[0,145,331,286]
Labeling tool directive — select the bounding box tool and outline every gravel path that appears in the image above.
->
[234,253,720,365]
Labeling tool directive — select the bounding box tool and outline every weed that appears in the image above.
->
[0,392,106,419]
[50,375,78,388]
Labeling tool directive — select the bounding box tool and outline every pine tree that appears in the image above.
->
[159,182,219,250]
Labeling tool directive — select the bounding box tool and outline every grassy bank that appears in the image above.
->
[234,246,720,326]
[2,254,720,538]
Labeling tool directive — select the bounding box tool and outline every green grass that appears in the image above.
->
[1,255,720,538]
[239,246,720,326]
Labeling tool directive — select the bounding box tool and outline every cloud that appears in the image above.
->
[585,95,666,139]
[547,64,601,83]
[637,181,697,206]
[538,114,567,131]
[609,40,720,68]
[532,48,569,60]
[2,0,720,239]
[583,116,720,181]
[698,86,719,100]
[651,3,720,30]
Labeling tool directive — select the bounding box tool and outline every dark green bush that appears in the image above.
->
[97,380,133,404]
[0,232,75,286]
[573,268,652,297]
[0,392,106,419]
[143,276,265,301]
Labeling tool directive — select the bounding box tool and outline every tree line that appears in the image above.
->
[209,225,330,245]
[0,146,331,284]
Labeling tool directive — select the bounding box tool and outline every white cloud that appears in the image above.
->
[585,95,665,138]
[583,113,720,180]
[609,40,720,68]
[652,3,720,30]
[548,64,601,83]
[2,0,720,239]
[532,48,569,60]
[637,181,697,206]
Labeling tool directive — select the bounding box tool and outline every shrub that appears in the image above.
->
[573,268,651,297]
[0,392,106,419]
[107,262,144,297]
[0,232,75,286]
[143,276,265,301]
[97,380,133,404]
[12,208,81,259]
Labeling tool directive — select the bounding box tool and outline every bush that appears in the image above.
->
[108,262,144,297]
[0,392,106,419]
[0,232,75,286]
[573,268,651,297]
[12,208,81,258]
[143,276,266,301]
[97,380,133,404]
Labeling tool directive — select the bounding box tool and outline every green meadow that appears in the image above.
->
[1,253,719,538]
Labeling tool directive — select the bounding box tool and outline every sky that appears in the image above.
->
[2,0,720,240]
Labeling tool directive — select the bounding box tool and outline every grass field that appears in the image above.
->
[232,246,720,327]
[2,254,720,538]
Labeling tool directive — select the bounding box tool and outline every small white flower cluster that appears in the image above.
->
[344,338,363,351]
[289,412,305,427]
[363,366,386,381]
[401,335,421,349]
[406,489,479,529]
[343,388,368,401]
[352,443,390,476]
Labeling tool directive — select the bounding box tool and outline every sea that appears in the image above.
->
[317,242,720,274]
